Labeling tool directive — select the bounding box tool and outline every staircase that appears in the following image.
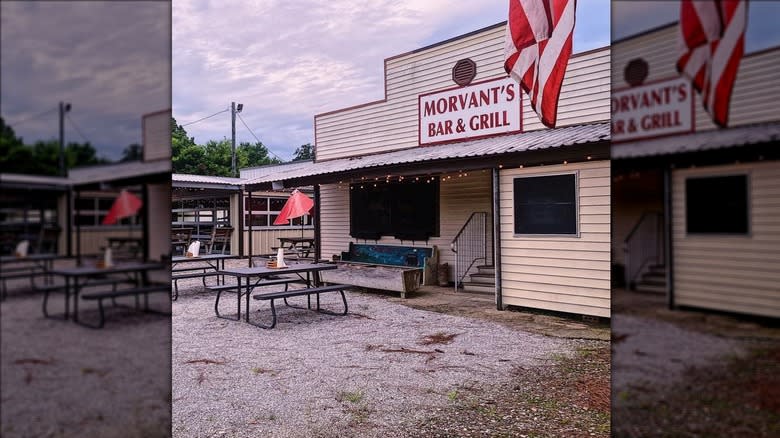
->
[634,264,667,294]
[451,212,490,291]
[460,264,496,294]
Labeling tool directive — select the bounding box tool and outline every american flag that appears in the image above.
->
[503,0,576,128]
[676,0,747,127]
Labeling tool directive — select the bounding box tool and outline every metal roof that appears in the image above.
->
[245,122,610,185]
[0,173,69,188]
[172,173,244,185]
[239,160,315,180]
[68,159,171,185]
[611,122,780,159]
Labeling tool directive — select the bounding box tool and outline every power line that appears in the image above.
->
[65,113,91,144]
[181,108,229,127]
[236,112,285,162]
[5,107,58,127]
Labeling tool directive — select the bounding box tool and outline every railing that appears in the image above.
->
[451,212,488,290]
[623,211,664,288]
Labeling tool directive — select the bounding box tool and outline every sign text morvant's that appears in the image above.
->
[418,77,522,146]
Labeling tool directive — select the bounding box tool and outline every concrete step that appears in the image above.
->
[640,276,666,287]
[460,281,495,294]
[635,283,666,294]
[476,265,495,275]
[468,273,495,285]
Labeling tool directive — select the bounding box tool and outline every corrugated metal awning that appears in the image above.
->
[0,173,70,190]
[69,159,171,186]
[612,122,780,159]
[245,122,609,186]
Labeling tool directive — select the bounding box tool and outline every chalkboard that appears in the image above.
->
[513,174,577,235]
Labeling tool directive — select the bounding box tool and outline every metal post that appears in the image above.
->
[58,102,67,176]
[247,189,253,267]
[231,102,237,177]
[492,168,503,311]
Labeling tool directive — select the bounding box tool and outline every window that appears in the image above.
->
[350,180,439,240]
[171,197,230,238]
[244,195,313,229]
[513,173,577,235]
[74,192,141,228]
[686,174,748,234]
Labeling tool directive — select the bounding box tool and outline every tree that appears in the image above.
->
[0,116,107,175]
[120,143,143,162]
[237,141,282,169]
[292,143,314,161]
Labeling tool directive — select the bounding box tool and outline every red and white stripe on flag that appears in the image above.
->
[503,0,576,128]
[676,0,747,127]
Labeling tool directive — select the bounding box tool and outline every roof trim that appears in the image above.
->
[611,122,780,159]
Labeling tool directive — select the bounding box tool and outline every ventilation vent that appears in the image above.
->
[624,58,649,87]
[452,59,477,86]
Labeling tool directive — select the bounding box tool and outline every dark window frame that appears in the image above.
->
[685,173,750,236]
[512,172,579,236]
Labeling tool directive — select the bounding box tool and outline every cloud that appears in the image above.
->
[0,1,170,161]
[173,0,610,161]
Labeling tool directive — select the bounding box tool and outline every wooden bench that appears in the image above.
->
[79,284,170,329]
[250,284,353,329]
[323,243,435,298]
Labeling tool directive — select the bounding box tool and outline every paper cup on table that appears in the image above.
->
[15,240,29,258]
[186,241,200,257]
[104,247,114,267]
[276,247,287,268]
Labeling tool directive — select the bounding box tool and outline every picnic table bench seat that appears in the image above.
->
[250,283,354,329]
[171,271,223,300]
[213,277,306,319]
[79,283,171,329]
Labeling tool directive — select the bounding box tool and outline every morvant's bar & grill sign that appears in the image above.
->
[611,77,694,142]
[418,77,522,146]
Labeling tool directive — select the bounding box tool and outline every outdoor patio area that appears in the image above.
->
[172,258,610,437]
[0,261,171,438]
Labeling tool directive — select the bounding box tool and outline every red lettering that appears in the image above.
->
[506,83,515,102]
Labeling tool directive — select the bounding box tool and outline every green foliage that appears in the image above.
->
[0,116,108,175]
[171,116,282,176]
[292,143,313,161]
[120,143,143,162]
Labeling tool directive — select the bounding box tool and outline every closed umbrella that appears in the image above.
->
[102,189,143,225]
[273,189,313,236]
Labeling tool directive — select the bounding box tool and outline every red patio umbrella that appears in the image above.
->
[273,189,314,235]
[102,189,143,225]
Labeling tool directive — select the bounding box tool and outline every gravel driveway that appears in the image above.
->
[172,262,596,437]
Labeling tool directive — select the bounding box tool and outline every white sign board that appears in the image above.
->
[611,77,694,143]
[418,77,522,146]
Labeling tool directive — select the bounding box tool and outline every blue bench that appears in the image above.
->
[340,243,433,268]
[325,243,434,298]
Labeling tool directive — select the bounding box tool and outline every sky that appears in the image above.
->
[612,0,780,50]
[0,1,170,162]
[172,0,610,162]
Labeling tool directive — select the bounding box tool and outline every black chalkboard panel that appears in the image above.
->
[513,174,577,235]
[686,175,748,234]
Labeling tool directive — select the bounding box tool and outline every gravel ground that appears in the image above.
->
[611,289,780,437]
[1,270,171,438]
[611,313,746,392]
[172,260,602,437]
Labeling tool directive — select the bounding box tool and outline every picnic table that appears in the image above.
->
[107,237,143,259]
[275,237,316,259]
[0,254,69,300]
[171,253,239,300]
[45,261,168,328]
[217,262,351,329]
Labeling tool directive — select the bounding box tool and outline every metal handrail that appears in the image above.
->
[451,212,488,290]
[623,211,664,288]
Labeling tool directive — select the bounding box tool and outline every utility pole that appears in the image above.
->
[58,102,71,176]
[231,101,243,177]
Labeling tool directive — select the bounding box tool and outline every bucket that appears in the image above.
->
[437,263,450,286]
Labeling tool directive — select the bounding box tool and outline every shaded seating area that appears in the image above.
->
[171,227,193,256]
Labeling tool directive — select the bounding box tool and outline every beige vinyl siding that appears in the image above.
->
[612,25,780,130]
[319,170,494,280]
[499,160,611,318]
[315,24,610,161]
[71,229,143,256]
[672,161,780,318]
